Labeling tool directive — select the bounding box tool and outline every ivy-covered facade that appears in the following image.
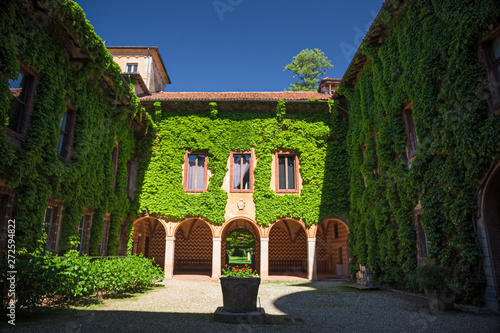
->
[339,0,500,309]
[4,0,500,310]
[128,92,350,281]
[0,0,144,258]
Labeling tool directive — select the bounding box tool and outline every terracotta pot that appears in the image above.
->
[425,288,455,311]
[220,277,261,313]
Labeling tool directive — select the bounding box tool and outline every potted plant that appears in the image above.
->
[220,264,260,313]
[416,263,455,311]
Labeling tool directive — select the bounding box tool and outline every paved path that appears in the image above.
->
[5,280,500,332]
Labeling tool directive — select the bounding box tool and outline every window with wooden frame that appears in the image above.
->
[184,152,208,192]
[112,142,119,190]
[6,64,38,141]
[402,103,418,160]
[98,215,111,256]
[57,105,76,161]
[77,212,92,256]
[414,212,428,263]
[230,151,253,192]
[275,152,299,193]
[126,63,138,73]
[44,200,62,254]
[478,25,500,113]
[0,187,15,254]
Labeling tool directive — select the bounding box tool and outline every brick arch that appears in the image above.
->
[482,162,500,298]
[316,218,349,277]
[221,218,261,273]
[173,216,215,239]
[268,219,307,275]
[131,217,166,270]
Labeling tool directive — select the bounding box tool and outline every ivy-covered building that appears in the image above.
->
[338,0,500,310]
[122,87,350,281]
[4,0,500,311]
[0,1,146,258]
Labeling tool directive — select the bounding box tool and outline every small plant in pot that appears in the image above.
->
[416,263,455,311]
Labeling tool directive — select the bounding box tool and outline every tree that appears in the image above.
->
[284,48,333,91]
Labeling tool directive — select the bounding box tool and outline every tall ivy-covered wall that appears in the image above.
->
[339,0,500,304]
[138,101,349,226]
[0,0,142,256]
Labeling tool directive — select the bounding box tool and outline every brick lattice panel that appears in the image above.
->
[175,224,212,260]
[269,226,307,272]
[148,224,165,270]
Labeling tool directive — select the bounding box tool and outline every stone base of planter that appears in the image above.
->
[214,306,266,324]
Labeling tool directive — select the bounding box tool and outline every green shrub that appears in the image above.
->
[416,263,451,291]
[1,251,163,312]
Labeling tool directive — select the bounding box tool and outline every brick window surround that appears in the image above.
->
[44,198,63,254]
[478,24,500,114]
[402,102,418,160]
[57,103,77,162]
[5,64,38,143]
[183,151,208,193]
[0,187,15,256]
[275,151,299,194]
[77,209,93,255]
[98,214,111,256]
[230,151,254,193]
[414,210,428,263]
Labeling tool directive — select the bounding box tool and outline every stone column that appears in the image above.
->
[212,237,222,280]
[260,238,269,280]
[307,238,317,281]
[164,236,175,280]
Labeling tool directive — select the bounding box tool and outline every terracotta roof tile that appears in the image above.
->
[140,91,331,102]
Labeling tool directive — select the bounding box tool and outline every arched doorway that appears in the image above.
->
[483,164,500,303]
[131,217,165,270]
[316,219,349,278]
[269,219,307,277]
[221,219,260,274]
[174,218,213,276]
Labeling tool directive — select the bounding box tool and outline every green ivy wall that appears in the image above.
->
[138,101,349,227]
[0,0,142,256]
[339,0,500,304]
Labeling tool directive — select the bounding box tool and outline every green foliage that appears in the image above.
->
[139,101,349,226]
[0,0,142,255]
[209,101,218,119]
[226,230,255,251]
[341,0,500,304]
[284,48,333,91]
[416,263,451,291]
[1,251,163,312]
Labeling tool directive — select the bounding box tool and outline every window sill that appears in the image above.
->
[229,189,253,193]
[275,189,300,194]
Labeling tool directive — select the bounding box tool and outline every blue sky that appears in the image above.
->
[78,0,385,92]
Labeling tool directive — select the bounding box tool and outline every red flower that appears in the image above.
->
[225,264,228,267]
[233,267,238,271]
[245,264,248,267]
[249,268,253,272]
[241,268,246,271]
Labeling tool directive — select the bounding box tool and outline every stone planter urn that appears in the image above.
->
[220,277,261,313]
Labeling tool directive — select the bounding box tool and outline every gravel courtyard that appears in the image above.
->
[7,279,500,333]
